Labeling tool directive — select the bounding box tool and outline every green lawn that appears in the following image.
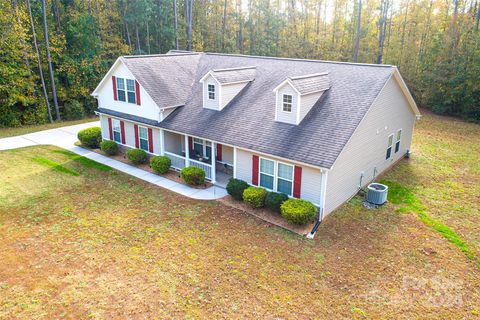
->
[0,117,98,138]
[0,112,479,319]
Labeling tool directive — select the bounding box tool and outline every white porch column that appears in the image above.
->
[160,129,165,156]
[184,134,190,167]
[233,147,237,178]
[211,141,216,183]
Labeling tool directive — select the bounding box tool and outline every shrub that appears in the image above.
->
[77,127,102,148]
[63,100,85,120]
[127,148,147,165]
[100,140,119,155]
[180,166,205,185]
[243,186,267,208]
[226,178,249,200]
[150,155,171,174]
[280,199,317,225]
[265,192,289,213]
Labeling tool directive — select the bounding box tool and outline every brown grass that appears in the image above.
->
[0,111,479,319]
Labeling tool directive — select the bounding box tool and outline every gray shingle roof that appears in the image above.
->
[101,52,395,169]
[210,66,256,84]
[289,73,331,95]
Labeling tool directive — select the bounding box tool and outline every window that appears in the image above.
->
[192,138,212,161]
[139,126,149,151]
[386,134,394,160]
[126,79,136,104]
[112,119,121,143]
[116,77,126,102]
[282,94,292,112]
[395,129,402,153]
[208,84,215,100]
[259,158,275,190]
[277,163,293,196]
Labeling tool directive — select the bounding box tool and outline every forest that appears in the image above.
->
[1,0,479,127]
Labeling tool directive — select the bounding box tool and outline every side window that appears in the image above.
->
[386,134,394,160]
[126,79,136,104]
[138,126,149,151]
[112,119,121,143]
[277,163,293,196]
[208,84,215,100]
[259,158,275,190]
[395,129,402,153]
[116,77,126,102]
[282,94,292,112]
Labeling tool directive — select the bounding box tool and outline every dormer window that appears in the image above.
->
[208,84,215,100]
[116,77,136,104]
[282,94,292,112]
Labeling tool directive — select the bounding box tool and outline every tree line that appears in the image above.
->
[1,0,479,127]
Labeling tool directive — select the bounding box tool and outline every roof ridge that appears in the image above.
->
[289,72,329,80]
[122,52,199,59]
[204,52,395,68]
[212,66,257,72]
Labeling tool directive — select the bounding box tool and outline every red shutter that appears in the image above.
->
[148,128,153,153]
[108,118,113,140]
[293,166,302,198]
[134,124,139,148]
[252,155,259,186]
[216,143,222,161]
[112,76,117,101]
[120,121,126,144]
[135,80,141,105]
[188,136,193,151]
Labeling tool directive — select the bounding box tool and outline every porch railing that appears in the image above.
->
[189,158,212,180]
[164,151,186,170]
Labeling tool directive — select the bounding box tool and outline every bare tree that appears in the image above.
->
[376,0,390,64]
[174,0,179,50]
[27,0,53,123]
[222,0,227,51]
[135,24,141,52]
[41,0,60,120]
[185,0,193,51]
[353,0,362,62]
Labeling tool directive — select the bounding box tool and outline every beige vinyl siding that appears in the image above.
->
[276,84,298,124]
[202,75,220,110]
[164,130,184,154]
[299,91,323,123]
[221,145,234,165]
[324,75,417,216]
[220,82,248,109]
[235,148,322,205]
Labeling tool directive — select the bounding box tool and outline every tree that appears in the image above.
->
[353,0,362,62]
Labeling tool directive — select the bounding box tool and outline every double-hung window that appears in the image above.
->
[193,138,212,160]
[208,84,215,100]
[138,126,149,151]
[112,119,121,143]
[386,134,394,160]
[126,79,136,104]
[282,94,292,112]
[395,129,402,153]
[259,158,275,190]
[116,77,126,102]
[277,163,293,196]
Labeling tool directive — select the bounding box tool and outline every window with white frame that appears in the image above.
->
[386,134,394,160]
[116,77,126,102]
[282,94,292,112]
[208,84,215,100]
[193,138,212,160]
[277,162,293,196]
[138,126,149,151]
[112,119,121,143]
[126,79,136,104]
[395,129,402,153]
[259,158,275,190]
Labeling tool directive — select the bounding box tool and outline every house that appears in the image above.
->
[91,51,420,220]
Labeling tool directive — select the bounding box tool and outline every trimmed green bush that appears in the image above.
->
[265,192,289,213]
[150,155,171,174]
[100,140,119,155]
[63,100,85,120]
[226,178,250,201]
[77,127,102,148]
[243,186,267,208]
[127,148,147,165]
[180,166,205,185]
[280,199,317,225]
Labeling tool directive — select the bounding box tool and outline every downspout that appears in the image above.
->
[307,169,328,239]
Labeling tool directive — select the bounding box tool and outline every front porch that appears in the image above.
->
[162,130,233,185]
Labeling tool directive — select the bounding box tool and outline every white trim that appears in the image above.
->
[184,135,190,167]
[319,170,328,220]
[233,147,238,178]
[272,79,302,95]
[91,57,123,96]
[296,95,301,124]
[160,128,165,156]
[392,68,421,116]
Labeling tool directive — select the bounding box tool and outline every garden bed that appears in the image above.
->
[218,195,315,236]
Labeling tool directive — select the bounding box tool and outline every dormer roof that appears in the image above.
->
[273,72,331,95]
[200,66,256,84]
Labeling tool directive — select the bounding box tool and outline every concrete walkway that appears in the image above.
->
[0,122,228,200]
